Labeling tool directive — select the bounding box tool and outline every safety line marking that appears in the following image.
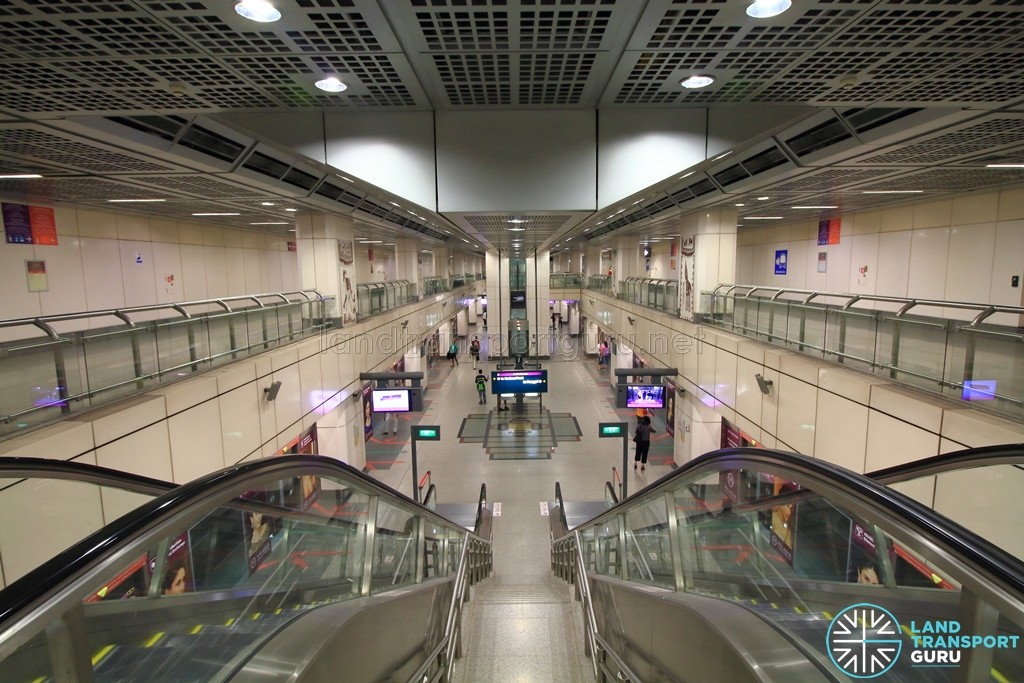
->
[143,632,164,647]
[92,645,115,666]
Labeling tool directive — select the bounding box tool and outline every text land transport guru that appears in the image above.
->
[909,620,1020,649]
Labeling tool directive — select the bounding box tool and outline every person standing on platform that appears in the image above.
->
[474,370,488,405]
[633,415,655,471]
[382,409,398,435]
[447,340,459,367]
[470,337,481,369]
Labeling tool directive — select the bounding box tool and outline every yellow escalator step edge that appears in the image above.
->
[991,668,1010,683]
[91,645,115,666]
[144,632,165,648]
[191,625,204,634]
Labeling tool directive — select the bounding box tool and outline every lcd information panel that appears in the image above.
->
[491,369,548,394]
[626,384,665,409]
[372,389,411,412]
[962,379,996,401]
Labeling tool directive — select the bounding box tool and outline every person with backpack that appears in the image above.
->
[474,370,488,404]
[633,415,655,471]
[447,340,459,366]
[469,337,481,368]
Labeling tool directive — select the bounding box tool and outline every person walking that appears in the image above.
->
[474,370,488,404]
[469,337,481,369]
[447,340,459,366]
[633,415,655,471]
[382,410,398,435]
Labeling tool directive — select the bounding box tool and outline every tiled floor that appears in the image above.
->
[366,331,677,682]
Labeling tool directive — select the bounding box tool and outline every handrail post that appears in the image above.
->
[359,495,379,597]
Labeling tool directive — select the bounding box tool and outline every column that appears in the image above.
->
[296,211,355,326]
[680,207,737,319]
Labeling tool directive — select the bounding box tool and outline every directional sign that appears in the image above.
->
[599,422,626,438]
[413,426,440,441]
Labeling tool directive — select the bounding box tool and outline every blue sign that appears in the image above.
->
[774,249,788,275]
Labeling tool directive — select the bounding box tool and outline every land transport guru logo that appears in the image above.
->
[827,602,1020,678]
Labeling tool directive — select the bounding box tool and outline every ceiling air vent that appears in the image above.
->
[282,167,319,191]
[178,124,247,163]
[713,164,750,187]
[107,116,189,142]
[688,178,716,197]
[243,151,291,180]
[842,108,924,135]
[784,117,852,157]
[741,146,788,175]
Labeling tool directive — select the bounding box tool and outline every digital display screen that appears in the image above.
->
[510,290,526,308]
[962,380,996,401]
[626,384,665,409]
[491,370,548,394]
[372,389,411,412]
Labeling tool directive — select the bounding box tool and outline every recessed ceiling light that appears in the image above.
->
[108,198,165,203]
[584,228,590,232]
[711,151,732,161]
[261,202,275,206]
[251,222,289,225]
[235,0,281,22]
[986,164,1024,168]
[745,0,792,19]
[444,230,451,234]
[193,212,240,216]
[359,240,383,244]
[285,208,298,212]
[461,238,469,243]
[791,205,838,209]
[509,227,526,232]
[679,171,695,179]
[735,203,746,207]
[315,77,348,93]
[745,216,784,220]
[757,196,770,200]
[288,229,296,233]
[681,75,716,89]
[389,201,401,207]
[862,190,923,194]
[339,175,353,182]
[0,174,43,179]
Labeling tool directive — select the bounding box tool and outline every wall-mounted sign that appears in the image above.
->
[26,260,47,292]
[774,249,788,275]
[817,218,841,246]
[3,203,57,245]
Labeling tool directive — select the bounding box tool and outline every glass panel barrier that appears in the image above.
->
[706,286,1024,422]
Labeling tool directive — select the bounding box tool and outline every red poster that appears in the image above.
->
[29,205,58,245]
[827,218,841,245]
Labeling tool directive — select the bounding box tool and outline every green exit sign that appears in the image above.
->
[599,422,625,438]
[414,426,441,441]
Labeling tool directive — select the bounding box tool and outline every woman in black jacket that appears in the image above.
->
[634,415,655,471]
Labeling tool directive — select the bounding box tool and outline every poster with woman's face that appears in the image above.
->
[241,490,282,575]
[338,240,358,325]
[362,383,374,441]
[680,236,695,321]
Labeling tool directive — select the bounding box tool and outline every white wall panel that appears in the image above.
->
[224,247,246,297]
[180,244,209,300]
[167,402,225,483]
[118,240,157,308]
[151,242,183,304]
[864,411,938,470]
[823,238,852,293]
[242,248,263,294]
[848,233,879,296]
[907,226,950,300]
[875,231,912,298]
[80,237,126,312]
[945,223,995,307]
[775,374,816,455]
[204,246,229,298]
[814,391,868,472]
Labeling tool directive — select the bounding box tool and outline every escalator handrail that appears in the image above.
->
[604,481,619,506]
[0,456,176,496]
[869,442,1024,484]
[0,454,488,649]
[472,482,491,540]
[556,447,1024,600]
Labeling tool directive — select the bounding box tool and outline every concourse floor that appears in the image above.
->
[365,326,677,682]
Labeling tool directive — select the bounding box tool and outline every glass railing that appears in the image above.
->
[0,291,331,437]
[452,275,466,287]
[586,274,614,295]
[0,455,492,682]
[422,276,450,296]
[552,448,1024,682]
[618,277,679,314]
[355,280,416,319]
[550,273,584,288]
[704,285,1024,422]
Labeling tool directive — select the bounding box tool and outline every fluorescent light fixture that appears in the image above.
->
[744,216,784,220]
[712,151,732,161]
[192,212,240,216]
[339,175,353,182]
[251,222,289,225]
[444,230,451,234]
[234,0,281,22]
[757,196,770,200]
[260,202,275,206]
[679,171,695,179]
[359,240,383,244]
[389,201,401,207]
[508,227,526,232]
[746,0,792,18]
[508,219,528,224]
[314,77,348,93]
[584,228,590,232]
[0,174,43,179]
[288,229,296,232]
[681,75,716,89]
[285,208,298,212]
[108,198,165,203]
[986,164,1024,168]
[791,205,839,209]
[862,190,923,194]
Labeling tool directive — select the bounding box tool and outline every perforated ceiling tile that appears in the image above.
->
[0,20,109,59]
[646,8,736,50]
[829,8,959,49]
[752,81,832,103]
[520,6,612,50]
[124,174,267,199]
[415,9,510,51]
[167,15,291,55]
[288,12,382,53]
[0,62,73,89]
[433,54,512,106]
[715,50,793,80]
[862,167,1024,192]
[914,9,1024,50]
[464,214,571,234]
[868,50,969,80]
[0,176,172,202]
[52,60,157,89]
[133,58,243,88]
[222,55,314,86]
[770,169,891,193]
[857,118,1024,165]
[782,51,889,81]
[62,16,194,56]
[0,127,177,174]
[33,89,144,114]
[192,88,282,109]
[519,53,593,106]
[737,8,863,50]
[309,54,405,86]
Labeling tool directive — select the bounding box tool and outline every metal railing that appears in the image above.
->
[705,284,1024,422]
[0,291,331,436]
[550,272,583,288]
[586,274,614,295]
[355,280,416,319]
[619,277,680,315]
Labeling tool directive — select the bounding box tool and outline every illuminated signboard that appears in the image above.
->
[491,369,548,394]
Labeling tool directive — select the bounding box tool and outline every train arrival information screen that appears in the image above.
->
[491,370,548,394]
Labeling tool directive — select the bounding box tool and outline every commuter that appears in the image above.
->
[633,415,655,471]
[447,340,459,366]
[382,410,398,435]
[857,563,880,585]
[598,341,610,369]
[474,370,488,404]
[470,337,481,368]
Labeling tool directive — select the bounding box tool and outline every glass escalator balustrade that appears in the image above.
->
[555,450,1024,682]
[0,459,488,683]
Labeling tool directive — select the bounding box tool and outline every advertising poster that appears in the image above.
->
[241,490,282,575]
[159,531,194,594]
[26,260,48,292]
[679,236,695,321]
[362,382,374,441]
[664,379,676,437]
[769,477,798,565]
[279,426,321,511]
[817,218,841,246]
[338,240,357,325]
[817,251,828,273]
[29,205,58,245]
[774,249,788,275]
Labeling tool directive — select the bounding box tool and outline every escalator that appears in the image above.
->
[0,455,493,682]
[551,447,1024,682]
